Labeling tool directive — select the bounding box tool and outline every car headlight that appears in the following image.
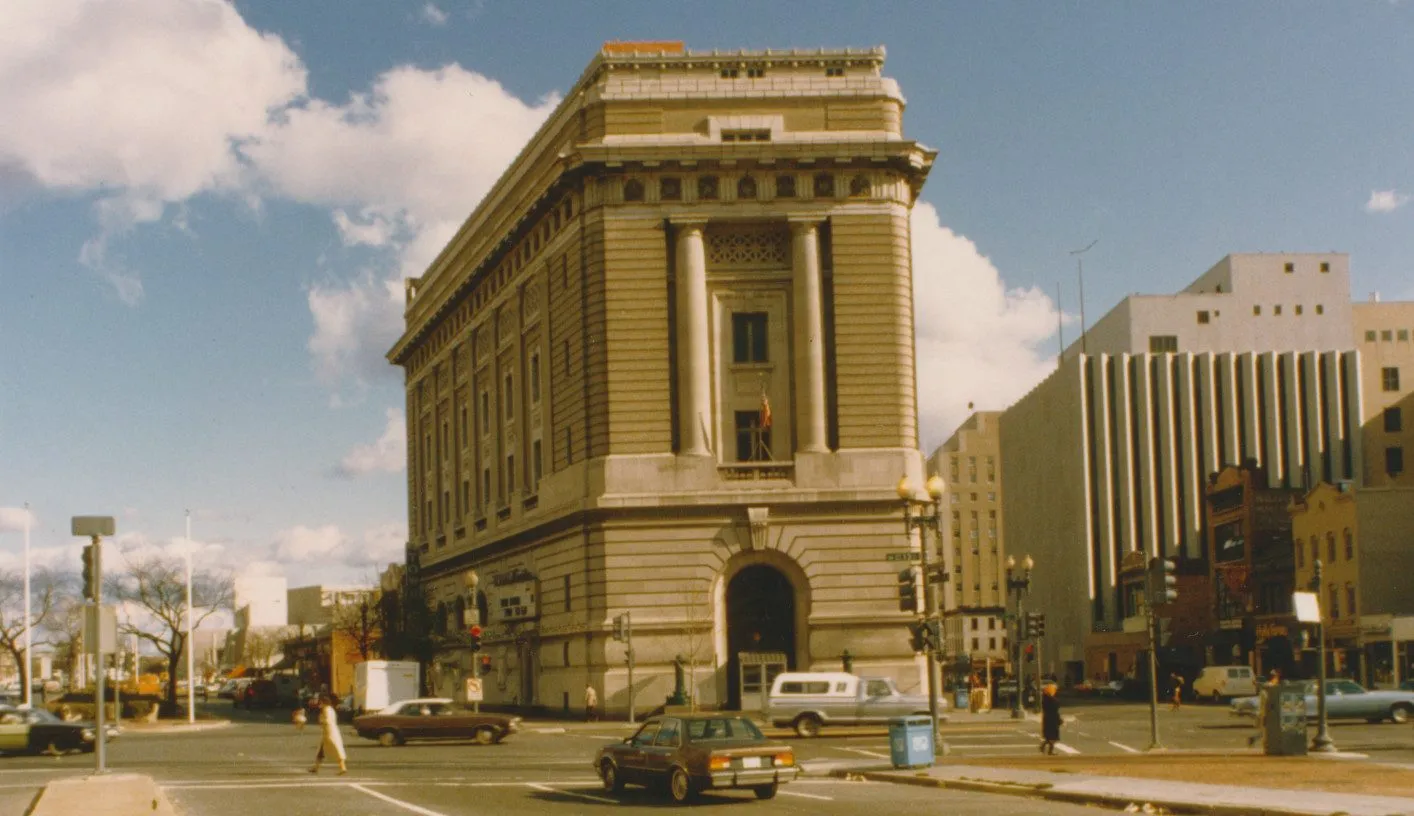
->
[81,728,95,741]
[508,718,521,731]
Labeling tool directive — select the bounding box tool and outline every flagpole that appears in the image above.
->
[185,510,195,724]
[23,503,32,709]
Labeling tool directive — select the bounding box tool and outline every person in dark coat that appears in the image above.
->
[1040,682,1062,755]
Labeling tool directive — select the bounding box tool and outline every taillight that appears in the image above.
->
[709,755,732,771]
[773,752,795,767]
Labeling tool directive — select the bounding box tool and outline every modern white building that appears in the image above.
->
[233,575,288,629]
[1003,253,1365,683]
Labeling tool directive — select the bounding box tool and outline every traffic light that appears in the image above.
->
[468,624,482,653]
[908,621,927,653]
[81,544,96,601]
[1031,613,1046,639]
[926,619,942,652]
[478,655,492,676]
[1147,557,1178,606]
[612,614,627,642]
[897,567,919,613]
[1019,613,1030,640]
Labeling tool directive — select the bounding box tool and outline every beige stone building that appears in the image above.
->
[927,412,1009,671]
[1353,301,1414,487]
[387,42,936,714]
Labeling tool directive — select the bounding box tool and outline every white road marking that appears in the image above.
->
[779,788,833,801]
[533,727,567,734]
[526,782,619,805]
[835,746,889,759]
[1051,742,1079,755]
[349,783,451,816]
[1108,741,1139,753]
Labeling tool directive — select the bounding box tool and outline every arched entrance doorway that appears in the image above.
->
[726,565,796,710]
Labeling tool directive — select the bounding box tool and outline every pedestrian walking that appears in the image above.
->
[584,682,599,722]
[1039,682,1062,755]
[1169,672,1184,711]
[308,694,347,775]
[291,706,308,733]
[1248,669,1281,747]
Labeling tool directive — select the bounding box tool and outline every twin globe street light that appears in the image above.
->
[897,474,946,737]
[1005,553,1034,719]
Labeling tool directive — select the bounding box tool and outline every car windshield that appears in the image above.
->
[685,717,765,742]
[25,709,60,724]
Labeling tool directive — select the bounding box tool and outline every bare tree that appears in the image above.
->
[330,591,381,662]
[49,595,87,691]
[110,553,232,706]
[680,579,713,711]
[0,568,64,693]
[242,627,292,669]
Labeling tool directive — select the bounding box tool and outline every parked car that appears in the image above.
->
[0,706,119,755]
[352,698,520,746]
[763,672,929,737]
[1192,666,1257,701]
[1230,679,1414,723]
[596,714,798,803]
[217,678,252,700]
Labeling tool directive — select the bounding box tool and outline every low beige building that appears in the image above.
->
[387,42,937,714]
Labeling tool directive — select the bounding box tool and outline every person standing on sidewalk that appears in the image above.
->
[308,694,347,775]
[1248,669,1281,747]
[584,682,598,722]
[1039,682,1062,755]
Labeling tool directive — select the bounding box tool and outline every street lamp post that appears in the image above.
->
[185,511,195,725]
[898,475,946,738]
[1005,554,1034,719]
[1310,559,1336,753]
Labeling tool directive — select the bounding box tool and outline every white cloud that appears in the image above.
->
[0,506,36,533]
[1365,189,1410,213]
[420,3,449,26]
[274,524,345,562]
[336,408,407,477]
[0,0,307,300]
[911,202,1066,450]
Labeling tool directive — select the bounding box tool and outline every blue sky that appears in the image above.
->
[2,1,1411,587]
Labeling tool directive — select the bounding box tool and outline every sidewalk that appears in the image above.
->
[836,752,1414,816]
[116,718,233,735]
[30,773,178,816]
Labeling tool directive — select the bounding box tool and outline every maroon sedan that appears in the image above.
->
[595,714,798,803]
[352,698,520,746]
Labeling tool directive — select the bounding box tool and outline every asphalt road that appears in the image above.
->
[5,698,1414,815]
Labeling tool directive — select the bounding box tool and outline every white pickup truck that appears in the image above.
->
[763,672,931,737]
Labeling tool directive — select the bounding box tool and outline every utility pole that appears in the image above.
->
[74,516,115,774]
[898,476,946,739]
[625,612,635,725]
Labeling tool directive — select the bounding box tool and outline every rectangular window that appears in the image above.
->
[971,619,979,631]
[505,454,515,496]
[504,374,514,418]
[1310,537,1318,568]
[1320,262,1330,273]
[721,129,770,142]
[482,468,491,510]
[968,457,977,482]
[1388,446,1405,476]
[1384,367,1401,392]
[746,67,765,79]
[1366,330,1378,342]
[1383,330,1394,341]
[1274,304,1283,316]
[1149,335,1178,353]
[731,313,769,363]
[1284,262,1295,273]
[1402,329,1411,342]
[1344,529,1354,560]
[442,422,450,458]
[460,480,469,514]
[950,457,959,482]
[1329,587,1340,619]
[532,439,543,486]
[1326,533,1336,563]
[734,410,772,462]
[564,575,572,612]
[530,353,541,403]
[1386,407,1403,432]
[971,638,980,651]
[986,457,996,482]
[460,407,468,444]
[1197,310,1210,324]
[1253,305,1261,316]
[565,427,573,465]
[1316,304,1324,315]
[825,66,845,77]
[1295,305,1304,315]
[480,392,489,434]
[1347,586,1357,618]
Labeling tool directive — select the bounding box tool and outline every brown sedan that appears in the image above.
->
[352,698,520,746]
[594,714,798,803]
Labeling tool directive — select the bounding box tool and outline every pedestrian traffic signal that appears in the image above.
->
[1147,557,1178,606]
[897,567,919,613]
[468,624,482,652]
[1031,613,1046,639]
[81,544,96,601]
[478,655,492,676]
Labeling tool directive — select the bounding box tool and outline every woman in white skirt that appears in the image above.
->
[308,694,347,775]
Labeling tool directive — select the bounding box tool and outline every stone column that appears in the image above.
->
[790,218,828,453]
[675,219,712,456]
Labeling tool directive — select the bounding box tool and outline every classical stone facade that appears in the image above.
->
[387,42,935,715]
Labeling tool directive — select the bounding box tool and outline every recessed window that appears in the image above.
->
[1149,335,1178,353]
[813,173,835,198]
[504,374,514,418]
[1295,305,1304,316]
[482,468,491,510]
[1320,262,1330,273]
[1316,304,1324,315]
[1383,367,1401,392]
[1366,330,1378,342]
[825,66,845,77]
[506,454,515,495]
[623,178,644,202]
[732,312,769,363]
[563,574,572,612]
[1197,310,1210,324]
[565,427,573,466]
[1274,305,1283,316]
[1387,446,1405,476]
[1401,330,1410,342]
[530,353,541,404]
[775,174,796,198]
[1385,407,1403,432]
[1344,529,1354,561]
[532,438,543,485]
[849,174,871,197]
[734,410,772,462]
[720,68,739,79]
[1253,305,1261,316]
[746,66,765,79]
[660,177,681,201]
[1383,330,1394,342]
[737,176,757,199]
[480,392,489,434]
[698,175,719,200]
[721,129,770,142]
[1284,262,1295,273]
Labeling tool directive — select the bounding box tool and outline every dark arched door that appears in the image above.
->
[726,565,796,710]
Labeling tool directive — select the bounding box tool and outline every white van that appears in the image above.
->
[1192,665,1257,700]
[763,672,929,737]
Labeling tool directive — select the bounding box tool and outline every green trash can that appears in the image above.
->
[888,716,935,768]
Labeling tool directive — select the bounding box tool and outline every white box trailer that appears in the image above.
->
[352,660,420,715]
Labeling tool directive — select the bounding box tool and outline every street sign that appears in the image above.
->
[84,604,118,655]
[465,677,483,702]
[885,552,921,562]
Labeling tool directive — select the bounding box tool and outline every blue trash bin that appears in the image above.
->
[888,716,935,769]
[955,689,970,710]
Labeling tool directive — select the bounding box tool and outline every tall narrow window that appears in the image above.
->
[532,439,543,486]
[1383,367,1401,392]
[563,574,572,612]
[737,176,757,199]
[734,410,772,462]
[530,353,541,404]
[731,313,769,363]
[565,427,573,465]
[506,454,515,496]
[1388,446,1405,476]
[1386,407,1403,432]
[482,468,491,511]
[480,392,489,434]
[460,407,468,443]
[504,374,514,419]
[1343,529,1354,560]
[461,479,470,514]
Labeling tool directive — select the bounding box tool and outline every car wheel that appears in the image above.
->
[474,726,496,745]
[377,730,402,747]
[600,759,624,793]
[793,714,822,739]
[1210,692,1222,703]
[668,767,694,803]
[753,782,778,800]
[1391,704,1412,724]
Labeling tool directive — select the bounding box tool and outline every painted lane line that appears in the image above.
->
[349,783,451,816]
[1051,742,1080,755]
[526,782,619,805]
[1108,740,1139,754]
[778,788,833,801]
[835,746,889,759]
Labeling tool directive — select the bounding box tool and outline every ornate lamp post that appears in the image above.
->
[898,474,946,736]
[1005,553,1034,719]
[1310,559,1336,753]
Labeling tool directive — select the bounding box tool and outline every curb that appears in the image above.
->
[829,769,1352,816]
[119,720,233,735]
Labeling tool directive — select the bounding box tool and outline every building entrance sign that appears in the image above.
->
[489,568,538,622]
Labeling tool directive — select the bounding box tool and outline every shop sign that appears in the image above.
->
[1255,622,1289,641]
[489,567,538,622]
